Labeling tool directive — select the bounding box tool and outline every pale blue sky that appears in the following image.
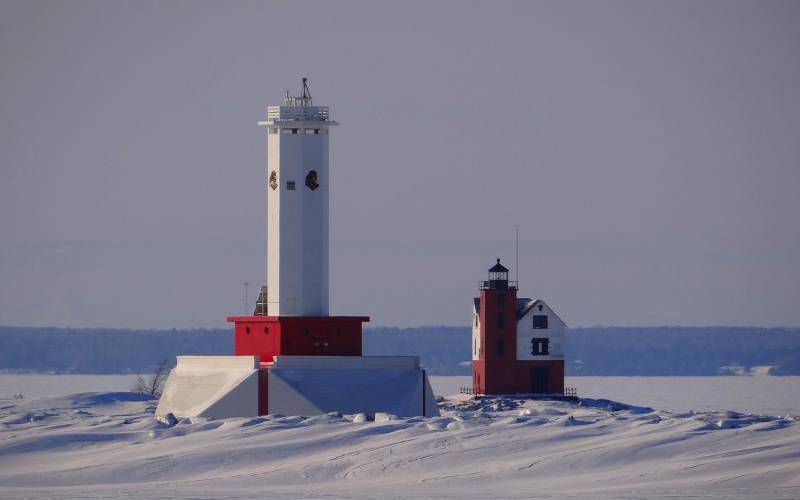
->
[1,0,799,328]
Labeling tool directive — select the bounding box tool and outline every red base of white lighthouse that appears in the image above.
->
[227,315,370,363]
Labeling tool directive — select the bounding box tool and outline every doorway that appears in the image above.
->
[530,367,550,394]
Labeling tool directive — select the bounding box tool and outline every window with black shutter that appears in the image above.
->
[531,338,549,356]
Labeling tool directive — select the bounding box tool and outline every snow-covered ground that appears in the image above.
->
[1,388,798,499]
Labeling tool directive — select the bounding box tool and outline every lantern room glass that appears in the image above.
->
[489,270,508,282]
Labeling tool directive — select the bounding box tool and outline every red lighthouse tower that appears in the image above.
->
[471,259,566,396]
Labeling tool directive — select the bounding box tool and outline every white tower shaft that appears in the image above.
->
[258,85,336,316]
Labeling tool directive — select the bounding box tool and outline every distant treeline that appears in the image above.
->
[0,326,798,376]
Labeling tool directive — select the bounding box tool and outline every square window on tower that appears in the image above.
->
[533,315,548,329]
[286,181,296,190]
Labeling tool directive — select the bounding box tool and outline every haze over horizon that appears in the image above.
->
[2,1,799,329]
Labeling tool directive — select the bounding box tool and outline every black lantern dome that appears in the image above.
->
[483,258,511,290]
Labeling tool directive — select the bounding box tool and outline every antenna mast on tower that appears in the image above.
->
[515,228,519,285]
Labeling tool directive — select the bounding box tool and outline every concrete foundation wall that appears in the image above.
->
[156,356,259,419]
[268,356,438,417]
[156,355,438,419]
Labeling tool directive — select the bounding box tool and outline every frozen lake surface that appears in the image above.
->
[0,374,139,399]
[2,373,798,416]
[430,375,800,416]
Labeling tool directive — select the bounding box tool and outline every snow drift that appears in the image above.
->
[1,391,798,500]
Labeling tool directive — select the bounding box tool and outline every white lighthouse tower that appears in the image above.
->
[258,78,334,316]
[156,78,438,421]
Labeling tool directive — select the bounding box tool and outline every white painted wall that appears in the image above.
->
[156,355,439,420]
[471,299,481,361]
[516,299,566,361]
[269,356,438,417]
[262,101,335,316]
[156,356,259,419]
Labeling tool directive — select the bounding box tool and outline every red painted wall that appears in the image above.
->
[472,359,485,395]
[258,367,269,416]
[233,321,282,360]
[227,315,369,362]
[279,318,364,356]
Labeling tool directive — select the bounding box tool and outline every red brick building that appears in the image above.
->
[471,259,566,395]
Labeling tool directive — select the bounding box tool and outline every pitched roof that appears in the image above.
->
[517,298,567,327]
[474,296,566,327]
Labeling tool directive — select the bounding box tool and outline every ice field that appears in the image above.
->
[0,376,798,499]
[3,374,799,415]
